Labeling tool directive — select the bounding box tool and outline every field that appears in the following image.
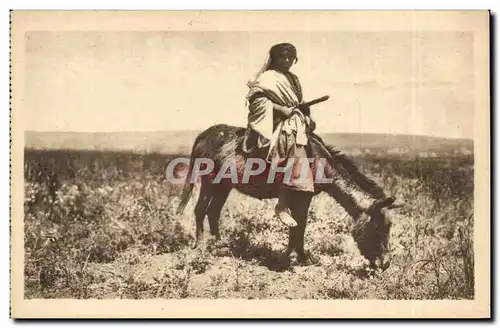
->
[23,132,474,300]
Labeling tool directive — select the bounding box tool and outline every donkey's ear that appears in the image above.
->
[377,196,396,209]
[368,196,395,216]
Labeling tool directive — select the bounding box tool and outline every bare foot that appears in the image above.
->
[275,207,298,227]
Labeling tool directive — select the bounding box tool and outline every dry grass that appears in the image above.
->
[23,149,474,299]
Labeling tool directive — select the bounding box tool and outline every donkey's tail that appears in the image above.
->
[176,145,198,215]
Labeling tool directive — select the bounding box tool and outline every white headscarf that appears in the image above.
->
[246,52,272,89]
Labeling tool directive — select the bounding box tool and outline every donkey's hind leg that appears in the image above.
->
[194,182,213,246]
[207,185,232,241]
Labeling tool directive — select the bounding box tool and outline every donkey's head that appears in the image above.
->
[351,197,401,272]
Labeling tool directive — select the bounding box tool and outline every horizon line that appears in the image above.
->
[24,129,474,141]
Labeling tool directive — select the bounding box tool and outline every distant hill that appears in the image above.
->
[25,130,473,156]
[25,131,199,155]
[318,132,473,156]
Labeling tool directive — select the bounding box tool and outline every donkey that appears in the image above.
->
[176,124,401,271]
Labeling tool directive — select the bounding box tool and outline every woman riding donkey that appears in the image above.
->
[242,42,393,228]
[177,42,399,269]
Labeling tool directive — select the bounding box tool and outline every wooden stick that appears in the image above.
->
[302,95,330,107]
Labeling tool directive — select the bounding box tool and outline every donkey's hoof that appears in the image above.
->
[296,252,314,266]
[191,240,205,249]
[298,257,313,267]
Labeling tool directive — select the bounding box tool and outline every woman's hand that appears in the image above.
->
[298,103,311,116]
[273,103,296,118]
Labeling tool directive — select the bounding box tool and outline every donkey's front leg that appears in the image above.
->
[287,221,312,266]
[287,191,313,266]
[287,226,300,264]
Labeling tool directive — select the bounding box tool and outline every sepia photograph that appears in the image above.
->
[10,10,490,318]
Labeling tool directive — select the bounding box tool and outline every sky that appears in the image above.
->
[24,30,474,139]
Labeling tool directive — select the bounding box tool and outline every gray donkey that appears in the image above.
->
[177,124,402,271]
